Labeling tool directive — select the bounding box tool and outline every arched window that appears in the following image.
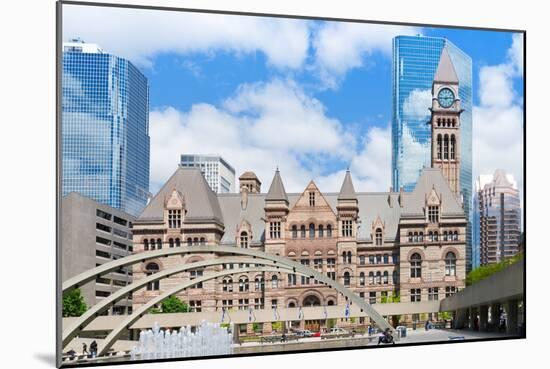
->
[383,271,389,284]
[193,237,199,245]
[319,225,324,238]
[437,118,441,127]
[408,232,413,242]
[369,272,375,285]
[145,263,160,291]
[443,231,448,241]
[175,238,181,247]
[383,254,389,264]
[187,238,192,246]
[375,228,383,245]
[434,231,439,241]
[300,225,306,238]
[359,255,365,265]
[445,252,457,276]
[169,238,174,248]
[410,253,422,278]
[309,223,315,239]
[359,272,365,286]
[454,231,459,241]
[437,134,442,159]
[292,225,298,239]
[413,232,418,242]
[347,251,352,264]
[419,232,424,242]
[450,135,456,159]
[143,239,149,251]
[240,232,248,248]
[327,224,332,237]
[271,275,279,289]
[199,237,206,245]
[343,271,351,287]
[376,271,381,284]
[443,134,449,160]
[223,278,233,292]
[428,231,434,242]
[156,238,162,250]
[239,276,249,292]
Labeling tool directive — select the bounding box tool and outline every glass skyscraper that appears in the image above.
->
[62,39,150,217]
[474,170,521,266]
[180,154,236,193]
[392,35,473,271]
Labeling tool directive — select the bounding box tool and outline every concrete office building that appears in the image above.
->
[62,192,135,315]
[180,154,236,193]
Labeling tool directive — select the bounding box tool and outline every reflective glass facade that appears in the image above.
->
[392,35,472,270]
[180,154,236,193]
[474,172,521,266]
[62,46,150,217]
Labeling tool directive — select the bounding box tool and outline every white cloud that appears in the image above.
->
[507,33,524,76]
[313,22,420,87]
[63,5,310,69]
[403,89,432,119]
[399,125,431,186]
[473,38,524,197]
[149,79,389,194]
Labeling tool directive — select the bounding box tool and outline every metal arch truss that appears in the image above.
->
[62,256,293,348]
[98,266,293,356]
[62,245,395,356]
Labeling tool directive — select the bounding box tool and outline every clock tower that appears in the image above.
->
[429,47,462,200]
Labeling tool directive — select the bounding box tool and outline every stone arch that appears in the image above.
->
[286,297,299,308]
[407,248,426,260]
[441,246,461,260]
[298,289,324,307]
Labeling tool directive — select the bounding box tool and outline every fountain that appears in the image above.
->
[130,320,233,360]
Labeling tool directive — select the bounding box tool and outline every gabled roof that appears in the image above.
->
[265,169,288,202]
[434,47,458,84]
[138,167,223,224]
[402,168,463,216]
[338,170,357,201]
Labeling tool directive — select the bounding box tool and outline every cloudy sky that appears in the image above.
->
[63,4,524,202]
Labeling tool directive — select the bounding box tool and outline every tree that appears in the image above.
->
[160,296,189,313]
[466,253,523,286]
[380,292,401,327]
[63,288,87,317]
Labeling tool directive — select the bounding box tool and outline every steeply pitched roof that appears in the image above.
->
[434,47,459,84]
[338,170,357,201]
[265,169,288,202]
[402,168,463,216]
[239,171,261,183]
[138,167,224,224]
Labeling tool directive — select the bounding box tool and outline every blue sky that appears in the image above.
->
[63,5,524,198]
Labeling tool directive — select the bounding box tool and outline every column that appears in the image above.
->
[468,307,476,330]
[505,299,518,335]
[479,305,489,331]
[490,303,501,331]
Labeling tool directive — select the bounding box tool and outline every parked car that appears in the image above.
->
[329,327,348,334]
[296,329,314,337]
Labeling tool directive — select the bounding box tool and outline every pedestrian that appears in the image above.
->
[66,348,76,360]
[425,320,430,331]
[82,342,89,356]
[90,340,98,358]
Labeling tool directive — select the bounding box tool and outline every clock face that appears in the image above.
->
[437,88,455,108]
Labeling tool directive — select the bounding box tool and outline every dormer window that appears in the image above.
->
[375,228,383,245]
[428,206,439,223]
[309,191,316,207]
[168,209,181,228]
[240,232,249,248]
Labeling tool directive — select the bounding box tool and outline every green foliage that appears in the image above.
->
[381,292,400,304]
[271,321,283,331]
[350,317,356,323]
[148,296,189,314]
[149,307,162,314]
[466,253,523,286]
[439,311,452,320]
[63,288,87,317]
[220,323,230,329]
[160,296,189,313]
[252,322,261,332]
[326,318,336,329]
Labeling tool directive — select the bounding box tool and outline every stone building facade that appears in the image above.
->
[131,47,467,329]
